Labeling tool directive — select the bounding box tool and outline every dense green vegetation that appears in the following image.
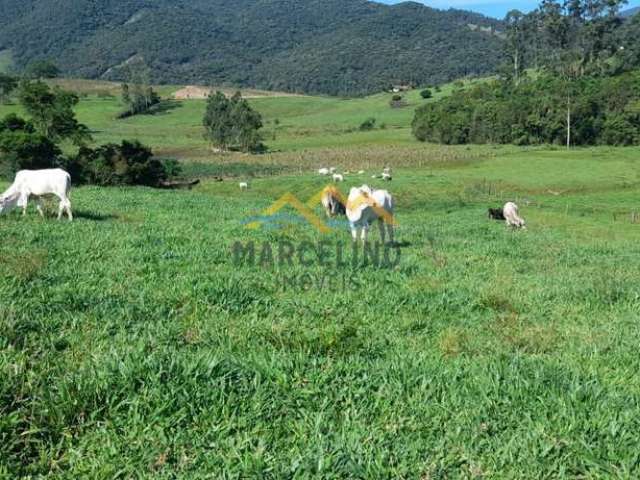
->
[0,81,176,186]
[0,114,60,178]
[0,73,17,103]
[119,83,160,119]
[69,141,176,186]
[413,0,640,146]
[0,0,503,96]
[24,60,61,80]
[2,146,640,477]
[412,71,640,145]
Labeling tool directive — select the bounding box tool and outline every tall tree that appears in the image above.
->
[230,92,263,152]
[120,59,160,117]
[203,91,234,152]
[203,91,263,152]
[538,0,581,147]
[17,81,91,146]
[536,0,627,147]
[522,10,544,69]
[505,10,526,84]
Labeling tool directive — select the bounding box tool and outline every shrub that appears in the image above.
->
[0,114,60,179]
[68,140,173,186]
[420,89,432,99]
[390,95,407,109]
[158,158,183,179]
[359,117,376,131]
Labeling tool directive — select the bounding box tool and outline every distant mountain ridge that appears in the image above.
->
[0,0,504,96]
[621,6,640,17]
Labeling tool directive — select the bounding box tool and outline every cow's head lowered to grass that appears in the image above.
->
[321,186,346,217]
[0,191,19,215]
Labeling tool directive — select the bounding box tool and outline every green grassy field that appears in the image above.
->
[2,78,640,477]
[0,78,481,157]
[2,144,640,477]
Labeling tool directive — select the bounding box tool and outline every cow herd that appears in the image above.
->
[318,167,526,245]
[0,168,527,239]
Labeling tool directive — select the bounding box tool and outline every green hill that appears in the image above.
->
[0,0,503,96]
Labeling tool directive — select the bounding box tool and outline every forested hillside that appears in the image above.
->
[0,0,503,96]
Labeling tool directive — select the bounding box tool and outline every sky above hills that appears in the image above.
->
[377,0,640,19]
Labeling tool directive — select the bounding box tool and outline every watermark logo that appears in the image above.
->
[244,191,332,233]
[233,186,402,289]
[242,186,396,233]
[231,238,401,270]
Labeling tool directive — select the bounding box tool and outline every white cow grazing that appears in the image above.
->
[318,168,330,175]
[382,172,392,181]
[346,184,394,244]
[239,182,249,190]
[329,167,337,174]
[358,170,365,175]
[0,168,72,221]
[503,201,525,228]
[332,173,344,182]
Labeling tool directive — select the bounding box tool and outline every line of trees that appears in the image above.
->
[413,0,640,147]
[118,59,161,118]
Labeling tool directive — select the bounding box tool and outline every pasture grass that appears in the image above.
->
[2,76,640,477]
[2,146,640,477]
[0,77,482,158]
